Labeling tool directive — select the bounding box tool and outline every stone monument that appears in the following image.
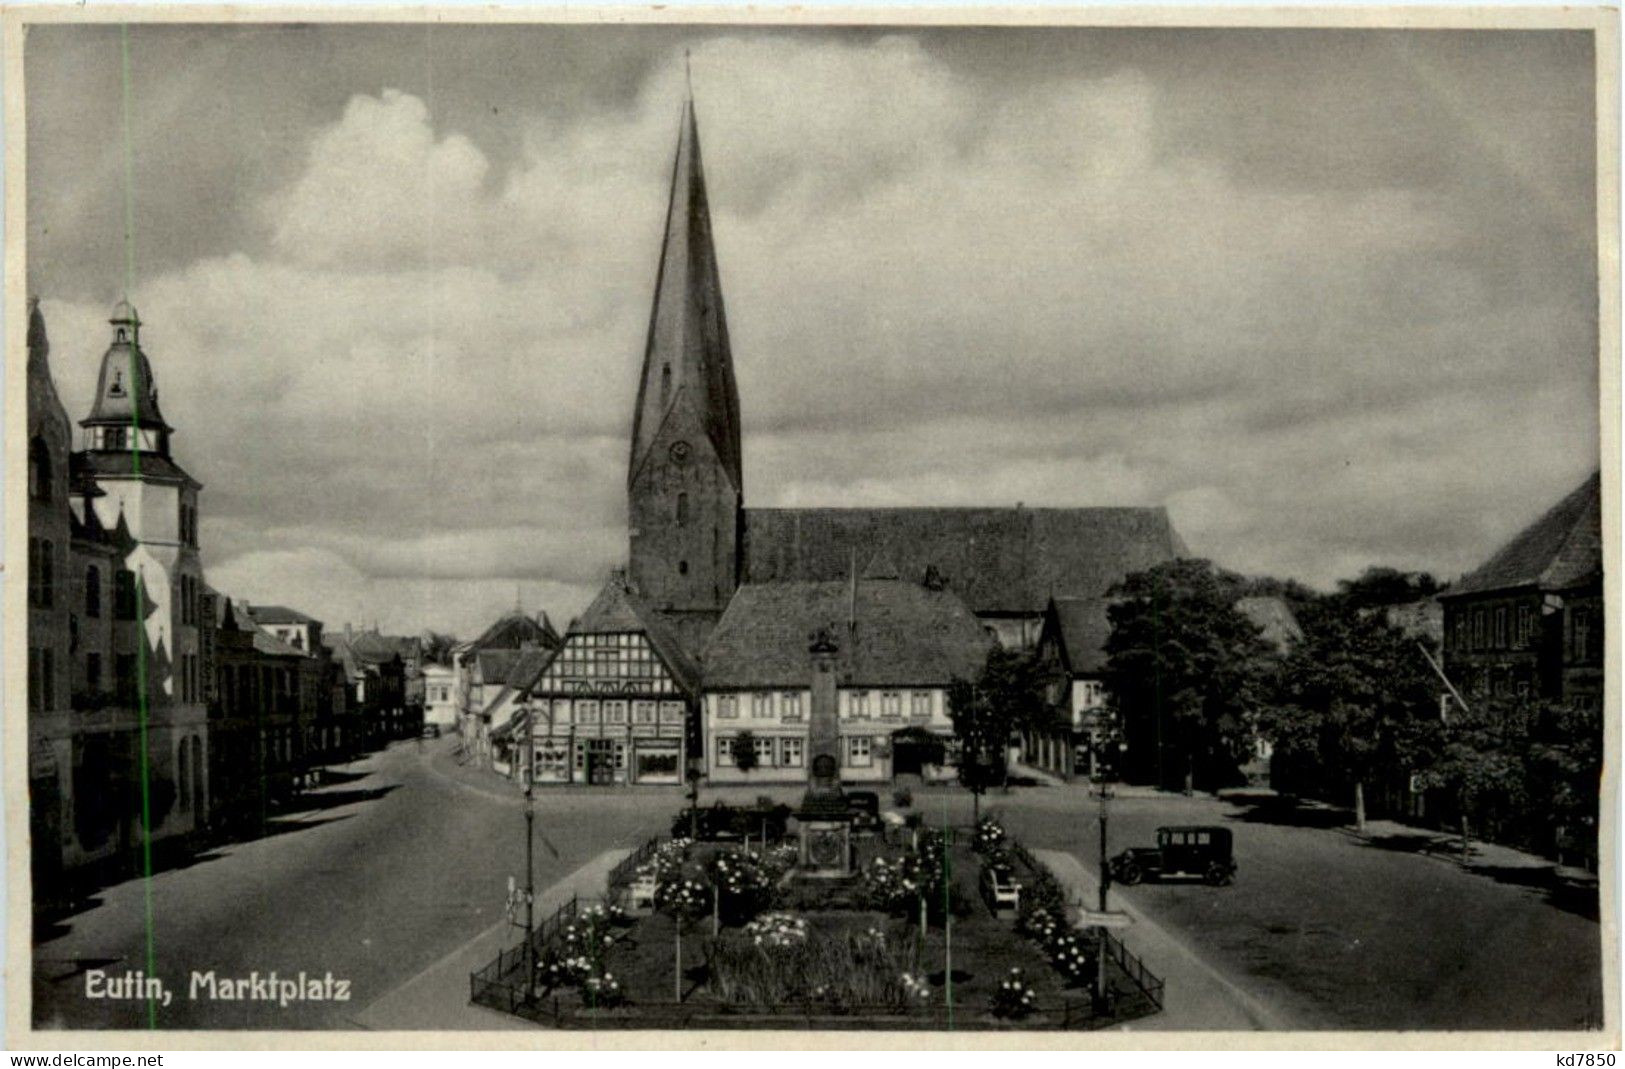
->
[796,626,853,877]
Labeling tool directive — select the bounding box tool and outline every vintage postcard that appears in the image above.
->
[5,5,1618,1051]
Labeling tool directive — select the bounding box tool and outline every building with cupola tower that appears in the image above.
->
[26,299,211,894]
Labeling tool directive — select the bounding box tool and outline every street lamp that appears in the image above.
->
[520,702,537,999]
[1096,779,1112,913]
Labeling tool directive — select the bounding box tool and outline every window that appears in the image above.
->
[753,736,776,766]
[718,694,739,719]
[1494,607,1507,649]
[1572,608,1596,662]
[911,691,932,719]
[27,538,39,607]
[717,735,736,765]
[751,692,773,719]
[880,691,902,719]
[661,364,672,406]
[577,701,600,724]
[781,692,803,720]
[676,493,689,526]
[678,560,688,576]
[849,691,870,719]
[29,438,51,502]
[39,540,53,608]
[780,737,804,767]
[104,427,127,451]
[846,735,873,767]
[86,652,103,692]
[1472,610,1485,649]
[1516,605,1533,647]
[634,701,656,724]
[85,566,102,618]
[605,701,627,725]
[116,653,137,703]
[115,570,138,620]
[28,649,41,712]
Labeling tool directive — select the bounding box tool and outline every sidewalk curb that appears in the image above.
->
[352,848,632,1031]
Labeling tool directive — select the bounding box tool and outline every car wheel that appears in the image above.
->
[1116,862,1143,886]
[1204,862,1232,887]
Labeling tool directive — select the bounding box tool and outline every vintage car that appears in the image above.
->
[1109,825,1236,886]
[845,791,882,830]
[671,801,792,843]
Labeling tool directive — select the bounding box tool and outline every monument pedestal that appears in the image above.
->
[796,788,853,878]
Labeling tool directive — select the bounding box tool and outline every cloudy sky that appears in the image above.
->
[26,23,1600,637]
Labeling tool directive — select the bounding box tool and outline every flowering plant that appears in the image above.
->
[900,972,933,1004]
[991,967,1038,1019]
[581,969,626,1008]
[536,948,593,990]
[705,849,774,925]
[744,911,808,948]
[638,838,693,884]
[654,875,710,920]
[973,816,1007,855]
[1047,930,1097,986]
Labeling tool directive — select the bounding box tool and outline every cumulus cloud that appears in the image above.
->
[31,29,1599,635]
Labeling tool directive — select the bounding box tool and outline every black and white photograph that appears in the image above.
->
[8,9,1616,1046]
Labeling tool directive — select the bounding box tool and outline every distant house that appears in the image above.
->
[322,628,410,743]
[452,610,560,741]
[1440,472,1602,707]
[421,663,456,731]
[700,567,993,785]
[1029,596,1113,780]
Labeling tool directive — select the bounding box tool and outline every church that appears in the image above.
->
[511,88,1189,786]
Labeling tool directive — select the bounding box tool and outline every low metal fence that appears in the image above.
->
[607,836,661,889]
[468,892,580,1006]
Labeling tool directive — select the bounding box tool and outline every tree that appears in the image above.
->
[1262,602,1439,830]
[948,647,1046,819]
[1410,697,1534,859]
[1526,701,1603,866]
[733,730,760,775]
[1334,566,1442,611]
[1102,559,1273,792]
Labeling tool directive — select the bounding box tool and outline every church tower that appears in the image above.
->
[627,86,744,651]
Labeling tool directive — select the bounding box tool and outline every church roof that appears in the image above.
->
[628,94,742,493]
[702,578,994,690]
[1445,472,1602,597]
[742,506,1189,615]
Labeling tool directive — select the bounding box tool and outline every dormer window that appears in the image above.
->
[109,369,125,396]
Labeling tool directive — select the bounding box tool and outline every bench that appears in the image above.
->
[624,873,658,915]
[980,866,1021,919]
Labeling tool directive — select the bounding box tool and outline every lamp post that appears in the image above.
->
[521,703,537,998]
[1097,781,1111,912]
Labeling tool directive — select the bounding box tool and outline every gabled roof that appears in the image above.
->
[742,506,1188,615]
[247,604,319,626]
[568,576,702,695]
[1446,472,1602,597]
[1043,595,1113,676]
[702,578,994,689]
[476,649,525,685]
[466,610,560,655]
[1234,596,1303,655]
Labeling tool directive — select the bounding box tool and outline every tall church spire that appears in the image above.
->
[628,86,742,493]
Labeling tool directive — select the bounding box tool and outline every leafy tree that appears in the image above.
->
[1410,697,1534,859]
[733,730,760,775]
[1102,559,1273,792]
[1262,603,1439,829]
[1526,701,1603,866]
[948,647,1046,819]
[1334,566,1442,611]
